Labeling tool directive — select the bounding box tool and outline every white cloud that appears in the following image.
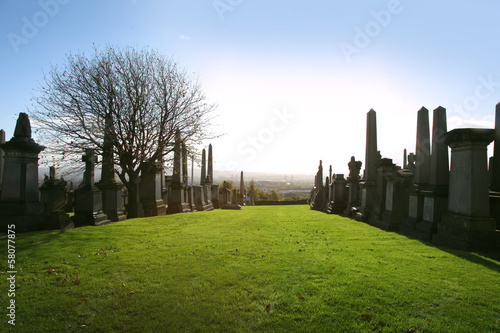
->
[179,35,191,41]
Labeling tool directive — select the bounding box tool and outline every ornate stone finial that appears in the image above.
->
[347,156,362,182]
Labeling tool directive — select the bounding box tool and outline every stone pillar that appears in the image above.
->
[402,107,431,235]
[73,149,111,226]
[490,103,500,229]
[207,144,213,184]
[238,171,246,205]
[231,188,238,204]
[0,113,47,232]
[416,106,449,239]
[344,156,362,217]
[211,184,220,208]
[329,174,347,214]
[201,149,207,185]
[359,109,378,221]
[140,161,167,217]
[167,130,190,214]
[370,158,399,225]
[0,129,5,194]
[312,160,324,211]
[433,129,498,250]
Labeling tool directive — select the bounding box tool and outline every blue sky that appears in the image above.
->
[1,0,499,175]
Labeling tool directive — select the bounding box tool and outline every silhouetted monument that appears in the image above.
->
[358,109,378,221]
[238,171,246,205]
[0,113,47,231]
[490,103,500,229]
[167,130,190,214]
[0,129,4,195]
[344,156,362,217]
[140,161,167,216]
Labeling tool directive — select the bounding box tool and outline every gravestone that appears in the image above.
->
[311,160,324,211]
[72,149,111,226]
[140,161,167,216]
[358,109,378,221]
[379,169,413,231]
[231,188,238,204]
[211,184,220,208]
[369,158,399,226]
[328,174,348,214]
[238,171,246,205]
[0,114,47,231]
[167,130,190,214]
[490,103,500,229]
[415,106,449,239]
[401,107,431,236]
[40,166,73,230]
[95,117,127,222]
[0,129,4,195]
[433,128,498,250]
[187,186,197,212]
[344,156,362,217]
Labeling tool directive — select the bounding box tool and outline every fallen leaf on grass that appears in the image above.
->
[361,314,371,319]
[129,291,135,295]
[63,306,68,310]
[265,304,271,312]
[299,296,304,299]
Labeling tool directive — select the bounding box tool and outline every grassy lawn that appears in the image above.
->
[1,205,499,332]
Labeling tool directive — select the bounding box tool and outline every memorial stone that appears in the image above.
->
[358,109,378,221]
[167,130,190,214]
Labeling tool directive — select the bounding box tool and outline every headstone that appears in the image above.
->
[311,160,324,211]
[95,114,127,222]
[0,113,47,232]
[0,129,5,194]
[140,161,167,216]
[328,174,348,214]
[167,129,190,214]
[401,107,431,236]
[490,103,500,229]
[238,171,246,205]
[379,169,413,231]
[358,109,378,221]
[369,158,399,225]
[433,128,499,250]
[416,106,449,239]
[231,188,238,204]
[207,144,213,184]
[344,156,362,217]
[40,166,74,230]
[72,149,111,226]
[187,186,197,212]
[201,149,207,185]
[211,184,220,208]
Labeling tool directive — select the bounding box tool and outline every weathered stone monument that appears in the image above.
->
[379,168,413,231]
[0,113,47,231]
[72,149,111,226]
[140,161,167,216]
[401,107,431,236]
[166,130,190,214]
[207,144,220,209]
[329,174,348,214]
[95,115,127,222]
[0,129,5,195]
[238,171,246,206]
[369,158,399,225]
[344,156,362,217]
[311,160,324,211]
[490,103,500,229]
[433,128,499,250]
[415,106,449,239]
[358,109,378,221]
[40,166,73,229]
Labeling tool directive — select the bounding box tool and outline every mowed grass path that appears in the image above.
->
[1,205,500,332]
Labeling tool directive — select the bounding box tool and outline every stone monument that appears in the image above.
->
[40,166,73,229]
[358,109,378,221]
[166,130,190,214]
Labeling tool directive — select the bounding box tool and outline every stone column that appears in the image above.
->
[0,113,47,232]
[0,129,5,194]
[312,160,324,211]
[369,158,399,225]
[207,144,214,184]
[402,107,431,235]
[329,174,347,214]
[344,156,362,217]
[40,166,73,229]
[73,149,111,226]
[140,161,167,217]
[238,171,246,205]
[201,149,207,185]
[359,109,378,221]
[416,106,449,239]
[167,130,190,214]
[433,128,498,250]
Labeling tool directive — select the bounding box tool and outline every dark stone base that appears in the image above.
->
[222,204,242,210]
[375,210,404,232]
[108,211,127,222]
[413,220,438,241]
[196,201,214,211]
[211,199,220,209]
[72,212,111,227]
[44,211,74,230]
[142,199,166,217]
[166,202,191,215]
[327,201,347,215]
[0,202,46,232]
[127,203,144,219]
[400,217,419,238]
[432,213,499,250]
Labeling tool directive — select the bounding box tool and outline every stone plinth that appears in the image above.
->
[140,162,166,217]
[211,184,220,209]
[329,174,347,214]
[433,128,499,250]
[40,168,73,230]
[370,158,398,225]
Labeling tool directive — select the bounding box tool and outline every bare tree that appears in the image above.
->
[30,45,217,207]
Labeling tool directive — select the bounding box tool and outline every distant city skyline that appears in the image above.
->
[1,1,498,176]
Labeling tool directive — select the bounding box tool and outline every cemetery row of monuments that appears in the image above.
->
[310,104,500,251]
[0,113,255,233]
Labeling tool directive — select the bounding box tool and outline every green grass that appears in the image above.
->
[1,205,499,332]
